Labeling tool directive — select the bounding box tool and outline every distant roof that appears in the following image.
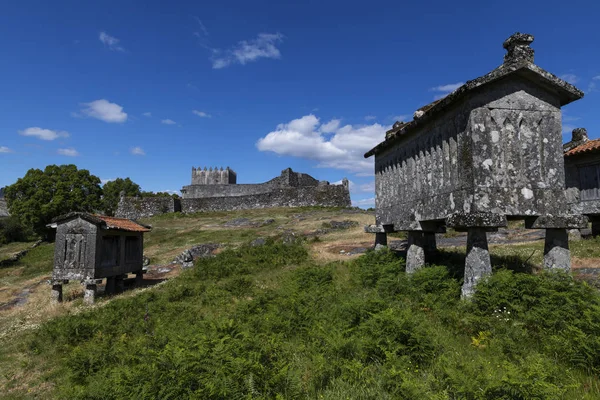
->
[564,138,600,157]
[365,33,584,158]
[49,212,151,232]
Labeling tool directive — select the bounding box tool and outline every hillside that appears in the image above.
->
[1,207,600,398]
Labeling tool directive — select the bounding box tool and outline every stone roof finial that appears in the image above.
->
[572,128,588,143]
[503,33,534,65]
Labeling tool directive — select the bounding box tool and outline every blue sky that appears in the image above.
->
[1,0,599,208]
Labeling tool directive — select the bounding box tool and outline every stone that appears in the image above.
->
[115,275,126,293]
[406,232,426,273]
[327,220,359,230]
[543,228,571,271]
[525,215,588,229]
[83,283,96,305]
[250,238,267,247]
[135,271,144,286]
[117,168,351,219]
[568,229,582,241]
[374,243,387,251]
[51,284,63,303]
[105,276,116,294]
[462,228,492,298]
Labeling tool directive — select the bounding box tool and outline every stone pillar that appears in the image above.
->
[375,232,387,247]
[364,224,388,249]
[84,283,96,305]
[543,229,570,271]
[116,275,126,293]
[525,215,588,272]
[446,212,507,298]
[51,283,63,303]
[135,271,144,286]
[463,228,492,298]
[406,231,426,273]
[105,276,116,294]
[423,231,437,260]
[591,217,600,237]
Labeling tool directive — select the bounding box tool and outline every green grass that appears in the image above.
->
[8,242,600,399]
[0,242,35,262]
[0,243,54,285]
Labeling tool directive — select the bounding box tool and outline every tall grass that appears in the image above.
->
[23,243,600,399]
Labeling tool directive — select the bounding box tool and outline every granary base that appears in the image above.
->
[406,231,437,273]
[543,229,571,271]
[462,228,492,298]
[51,283,63,303]
[83,283,96,305]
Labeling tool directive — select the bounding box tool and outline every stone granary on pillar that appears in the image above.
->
[564,128,600,236]
[364,33,587,297]
[47,212,151,304]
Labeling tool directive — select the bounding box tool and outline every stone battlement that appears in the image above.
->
[116,167,351,219]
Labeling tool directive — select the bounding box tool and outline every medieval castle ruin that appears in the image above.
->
[116,167,351,219]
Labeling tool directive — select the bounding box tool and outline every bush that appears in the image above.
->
[0,215,32,244]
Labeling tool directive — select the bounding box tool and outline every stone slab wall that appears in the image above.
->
[181,186,351,213]
[375,79,566,230]
[115,197,181,220]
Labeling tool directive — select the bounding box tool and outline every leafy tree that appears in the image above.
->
[4,165,102,237]
[102,178,142,216]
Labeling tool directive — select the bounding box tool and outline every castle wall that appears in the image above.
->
[115,197,181,220]
[116,185,350,219]
[181,185,351,213]
[181,168,323,199]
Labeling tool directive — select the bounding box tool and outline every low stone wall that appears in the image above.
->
[115,197,181,220]
[117,185,350,219]
[181,186,351,213]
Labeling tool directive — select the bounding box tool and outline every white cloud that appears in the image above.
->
[352,197,375,208]
[256,114,388,175]
[560,74,579,84]
[19,127,69,141]
[365,115,377,121]
[320,119,340,133]
[430,82,464,100]
[99,31,125,52]
[211,33,284,69]
[430,82,464,92]
[0,146,13,153]
[192,110,211,118]
[80,99,127,123]
[143,112,152,117]
[161,119,176,125]
[193,16,209,37]
[100,178,114,185]
[563,124,577,135]
[131,147,145,155]
[57,148,79,157]
[358,181,375,193]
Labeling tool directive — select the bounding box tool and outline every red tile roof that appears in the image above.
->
[564,139,600,157]
[93,214,151,232]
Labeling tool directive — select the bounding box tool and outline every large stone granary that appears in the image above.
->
[365,33,587,296]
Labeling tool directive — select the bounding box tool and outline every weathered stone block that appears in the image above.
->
[446,212,507,229]
[525,215,588,229]
[543,228,571,271]
[462,228,492,298]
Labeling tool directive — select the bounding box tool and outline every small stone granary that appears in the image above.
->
[365,33,587,297]
[564,128,600,235]
[48,212,150,304]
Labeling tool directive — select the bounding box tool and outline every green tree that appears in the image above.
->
[4,165,102,238]
[102,178,142,216]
